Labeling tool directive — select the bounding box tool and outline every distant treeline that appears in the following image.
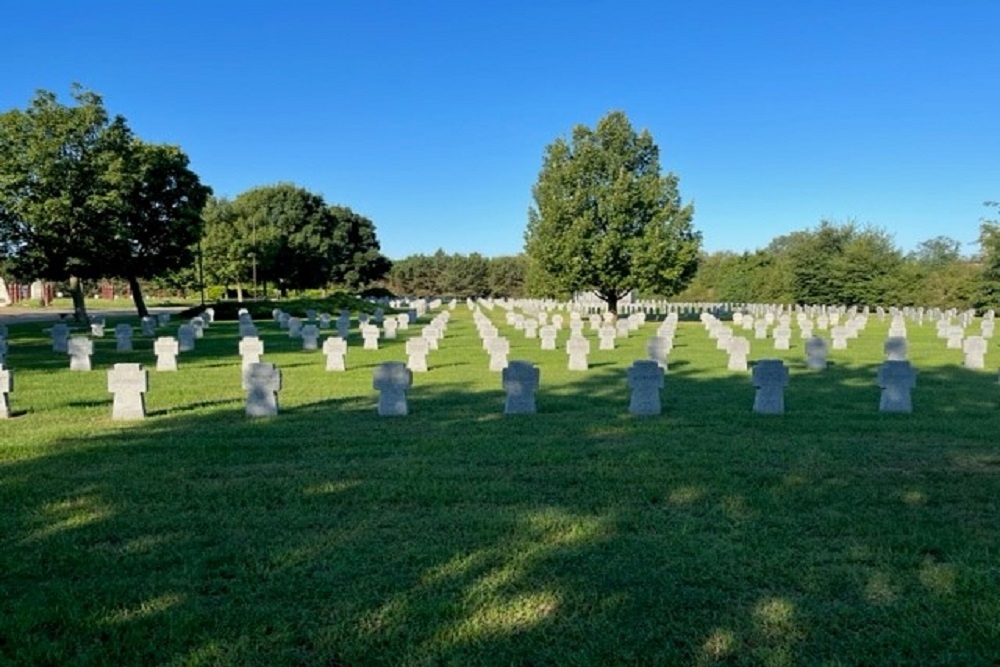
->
[389,218,1000,309]
[387,251,527,298]
[675,220,993,310]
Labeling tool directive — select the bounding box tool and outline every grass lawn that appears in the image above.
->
[0,304,997,666]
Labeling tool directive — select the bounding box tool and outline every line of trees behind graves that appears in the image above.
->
[675,218,1000,310]
[197,184,391,301]
[386,251,527,298]
[388,217,1000,310]
[0,87,393,321]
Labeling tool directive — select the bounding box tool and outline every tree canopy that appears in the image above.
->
[0,86,210,319]
[676,220,988,310]
[387,250,526,298]
[201,183,390,297]
[524,110,701,313]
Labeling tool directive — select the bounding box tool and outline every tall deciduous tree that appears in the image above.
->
[202,184,390,296]
[976,202,1000,309]
[0,86,210,320]
[326,205,392,290]
[201,196,255,300]
[524,110,700,313]
[0,87,127,321]
[105,141,211,317]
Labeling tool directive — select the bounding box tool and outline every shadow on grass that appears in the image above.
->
[2,308,1000,663]
[1,354,999,665]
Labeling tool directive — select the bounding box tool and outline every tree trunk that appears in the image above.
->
[68,276,90,324]
[236,282,244,302]
[127,275,149,318]
[603,291,619,316]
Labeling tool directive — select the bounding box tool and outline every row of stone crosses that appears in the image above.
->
[0,298,993,420]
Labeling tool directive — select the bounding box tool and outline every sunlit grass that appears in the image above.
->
[0,304,997,665]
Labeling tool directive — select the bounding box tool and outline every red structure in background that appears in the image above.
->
[5,282,55,305]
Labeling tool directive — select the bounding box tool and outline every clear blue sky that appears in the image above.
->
[3,1,999,260]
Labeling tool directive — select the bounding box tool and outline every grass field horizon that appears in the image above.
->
[1,302,997,665]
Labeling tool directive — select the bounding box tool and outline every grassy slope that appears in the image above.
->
[0,306,997,666]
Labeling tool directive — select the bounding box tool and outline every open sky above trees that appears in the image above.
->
[2,1,999,259]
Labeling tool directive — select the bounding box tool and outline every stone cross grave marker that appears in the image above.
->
[405,337,429,372]
[383,318,398,340]
[598,324,616,350]
[539,326,558,351]
[239,336,264,369]
[107,363,148,420]
[336,315,350,339]
[888,316,907,338]
[91,321,105,337]
[243,362,281,417]
[884,337,907,361]
[502,360,540,414]
[627,360,664,416]
[141,316,156,337]
[115,324,134,352]
[190,317,206,339]
[946,325,964,350]
[715,327,733,351]
[301,324,320,351]
[154,337,179,371]
[51,323,70,353]
[727,336,750,372]
[805,336,828,370]
[239,316,257,338]
[488,337,510,371]
[0,364,11,418]
[373,361,412,416]
[177,324,195,352]
[322,336,348,371]
[877,360,916,413]
[68,336,93,371]
[615,319,631,339]
[524,319,538,339]
[361,324,380,350]
[287,317,303,339]
[752,359,789,414]
[646,336,670,369]
[772,325,791,350]
[962,335,987,369]
[421,326,439,351]
[981,319,994,339]
[566,336,590,371]
[830,326,849,350]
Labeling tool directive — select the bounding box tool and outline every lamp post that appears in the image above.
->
[197,239,205,306]
[251,216,258,299]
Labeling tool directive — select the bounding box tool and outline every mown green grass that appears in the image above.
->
[1,306,997,666]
